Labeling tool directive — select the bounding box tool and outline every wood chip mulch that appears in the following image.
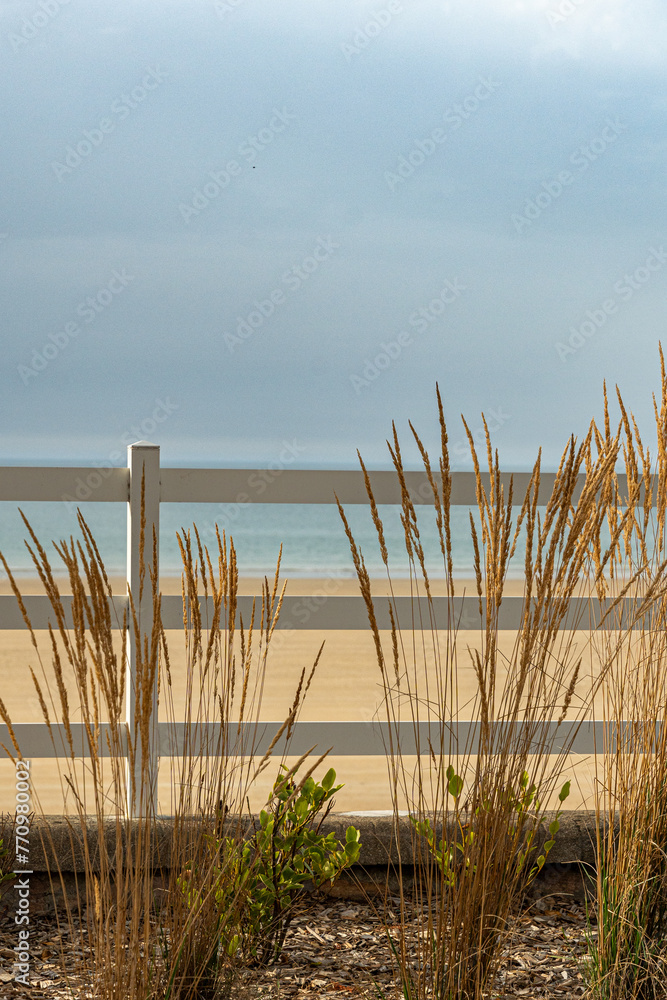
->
[0,893,594,999]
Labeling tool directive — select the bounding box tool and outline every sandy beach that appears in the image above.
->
[0,575,604,814]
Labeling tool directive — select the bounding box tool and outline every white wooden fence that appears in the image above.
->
[0,443,641,812]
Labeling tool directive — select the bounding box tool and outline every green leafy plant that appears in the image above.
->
[411,768,570,890]
[179,763,362,968]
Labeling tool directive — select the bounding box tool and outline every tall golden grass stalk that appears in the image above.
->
[0,511,322,1000]
[338,386,650,1000]
[586,360,667,1000]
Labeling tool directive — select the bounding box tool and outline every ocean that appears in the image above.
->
[0,500,505,580]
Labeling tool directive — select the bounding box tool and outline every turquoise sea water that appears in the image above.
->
[0,500,519,579]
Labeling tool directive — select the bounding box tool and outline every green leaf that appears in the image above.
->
[548,818,560,836]
[412,816,431,838]
[559,780,571,802]
[345,842,361,861]
[322,768,336,791]
[295,798,308,821]
[448,772,464,798]
[543,838,555,853]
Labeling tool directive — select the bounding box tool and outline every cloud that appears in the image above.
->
[529,0,667,66]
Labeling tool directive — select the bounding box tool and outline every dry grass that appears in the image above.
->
[0,503,323,999]
[5,362,667,998]
[586,357,667,999]
[337,384,665,1000]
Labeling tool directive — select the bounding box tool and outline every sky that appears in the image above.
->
[1,0,666,472]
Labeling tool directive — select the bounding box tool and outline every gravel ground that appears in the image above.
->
[0,890,593,999]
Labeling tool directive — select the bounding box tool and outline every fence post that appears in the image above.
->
[126,441,160,817]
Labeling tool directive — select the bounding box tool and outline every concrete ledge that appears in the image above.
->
[334,810,605,868]
[1,811,606,873]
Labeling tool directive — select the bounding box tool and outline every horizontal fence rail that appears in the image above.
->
[0,720,645,760]
[0,467,646,506]
[0,594,651,633]
[0,466,129,502]
[0,447,653,812]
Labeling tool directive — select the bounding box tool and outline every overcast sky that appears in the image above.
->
[1,0,665,471]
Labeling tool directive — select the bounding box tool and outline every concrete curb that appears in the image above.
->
[2,811,607,873]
